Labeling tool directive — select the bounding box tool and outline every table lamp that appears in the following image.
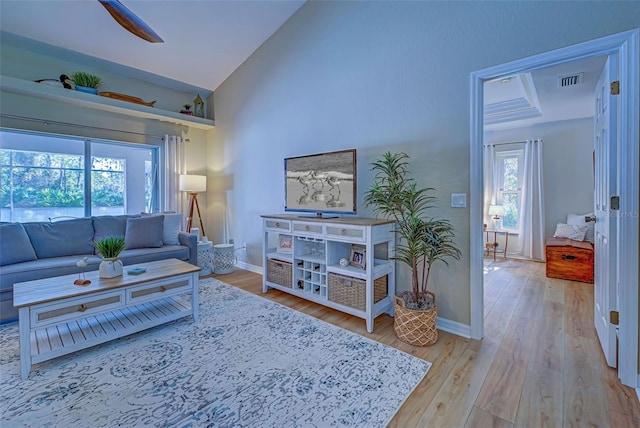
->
[179,174,206,237]
[488,204,505,229]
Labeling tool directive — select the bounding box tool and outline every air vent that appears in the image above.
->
[558,73,584,88]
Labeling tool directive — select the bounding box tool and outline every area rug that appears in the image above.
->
[0,278,431,427]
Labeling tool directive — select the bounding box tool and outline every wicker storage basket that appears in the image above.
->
[266,259,292,288]
[328,273,388,311]
[393,291,438,346]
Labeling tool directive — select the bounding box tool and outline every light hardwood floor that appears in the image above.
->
[211,259,640,427]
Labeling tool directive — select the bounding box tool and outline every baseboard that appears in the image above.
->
[235,261,262,275]
[437,316,471,339]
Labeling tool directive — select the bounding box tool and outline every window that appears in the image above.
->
[0,130,158,222]
[496,150,524,230]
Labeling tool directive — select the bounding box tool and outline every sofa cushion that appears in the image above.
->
[141,212,183,245]
[0,223,38,266]
[124,216,164,249]
[119,245,190,266]
[23,218,94,258]
[93,215,136,242]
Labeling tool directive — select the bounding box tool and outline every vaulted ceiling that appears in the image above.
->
[1,1,606,129]
[0,0,306,91]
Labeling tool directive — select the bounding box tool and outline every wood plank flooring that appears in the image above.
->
[211,258,640,427]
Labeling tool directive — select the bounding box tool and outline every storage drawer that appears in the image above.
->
[264,218,291,233]
[328,273,387,311]
[31,291,125,327]
[266,259,292,288]
[546,243,593,283]
[325,225,366,243]
[292,221,324,237]
[127,279,190,304]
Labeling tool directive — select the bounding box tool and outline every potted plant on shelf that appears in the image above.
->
[92,235,126,278]
[364,151,461,346]
[71,71,103,94]
[180,104,193,115]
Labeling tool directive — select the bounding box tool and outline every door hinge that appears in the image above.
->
[611,80,620,95]
[610,310,619,326]
[611,195,620,210]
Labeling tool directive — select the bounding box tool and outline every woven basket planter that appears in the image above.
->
[393,291,438,346]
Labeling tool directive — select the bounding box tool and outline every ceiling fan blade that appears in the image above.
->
[98,0,164,43]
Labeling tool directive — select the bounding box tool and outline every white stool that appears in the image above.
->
[197,241,213,276]
[213,244,236,274]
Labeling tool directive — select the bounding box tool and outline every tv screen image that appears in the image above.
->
[284,149,356,215]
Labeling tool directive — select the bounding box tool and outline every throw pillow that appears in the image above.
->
[567,212,595,243]
[0,223,38,266]
[93,215,133,242]
[162,213,183,245]
[140,212,182,245]
[124,216,164,249]
[553,223,588,241]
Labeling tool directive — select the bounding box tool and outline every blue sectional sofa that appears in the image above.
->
[0,214,198,323]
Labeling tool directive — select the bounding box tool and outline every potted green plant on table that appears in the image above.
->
[92,235,126,278]
[71,71,103,94]
[364,151,461,346]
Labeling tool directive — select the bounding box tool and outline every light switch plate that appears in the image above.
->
[451,193,467,208]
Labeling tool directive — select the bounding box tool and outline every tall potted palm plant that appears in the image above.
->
[364,151,461,346]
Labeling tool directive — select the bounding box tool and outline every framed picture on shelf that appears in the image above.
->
[277,234,293,254]
[349,244,366,269]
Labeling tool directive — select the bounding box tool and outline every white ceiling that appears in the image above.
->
[0,0,306,91]
[484,55,607,130]
[1,0,607,128]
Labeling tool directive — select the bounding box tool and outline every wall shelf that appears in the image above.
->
[0,75,215,130]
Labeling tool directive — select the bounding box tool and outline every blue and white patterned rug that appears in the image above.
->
[0,278,430,427]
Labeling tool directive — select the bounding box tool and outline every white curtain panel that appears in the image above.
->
[517,138,545,261]
[483,143,497,228]
[163,135,187,215]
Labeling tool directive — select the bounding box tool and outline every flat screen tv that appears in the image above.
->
[284,149,357,217]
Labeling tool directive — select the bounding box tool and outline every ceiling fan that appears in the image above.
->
[98,0,164,43]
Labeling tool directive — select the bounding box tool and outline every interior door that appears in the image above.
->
[593,54,618,368]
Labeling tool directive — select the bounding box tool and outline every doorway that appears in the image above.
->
[469,29,639,387]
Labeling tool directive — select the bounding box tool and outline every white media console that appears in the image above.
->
[261,214,396,333]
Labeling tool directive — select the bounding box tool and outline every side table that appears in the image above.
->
[484,229,511,261]
[213,244,236,274]
[197,241,213,276]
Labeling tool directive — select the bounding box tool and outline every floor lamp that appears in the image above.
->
[179,174,206,238]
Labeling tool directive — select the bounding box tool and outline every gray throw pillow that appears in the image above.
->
[0,223,38,266]
[124,216,164,249]
[140,212,182,245]
[93,215,132,241]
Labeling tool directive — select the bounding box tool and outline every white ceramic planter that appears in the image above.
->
[99,258,123,278]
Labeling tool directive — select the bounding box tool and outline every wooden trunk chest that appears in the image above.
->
[545,238,594,283]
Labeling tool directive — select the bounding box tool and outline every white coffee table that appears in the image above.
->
[13,258,200,379]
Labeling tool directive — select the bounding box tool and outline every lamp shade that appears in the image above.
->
[488,204,505,217]
[179,174,206,192]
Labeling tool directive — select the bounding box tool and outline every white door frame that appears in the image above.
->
[469,29,639,387]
